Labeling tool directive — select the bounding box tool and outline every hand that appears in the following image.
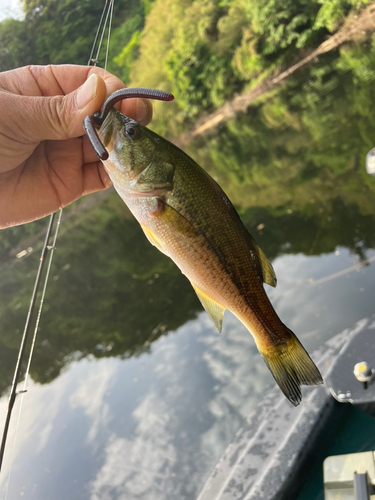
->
[0,64,153,228]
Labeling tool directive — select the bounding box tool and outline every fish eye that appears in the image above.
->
[124,124,140,140]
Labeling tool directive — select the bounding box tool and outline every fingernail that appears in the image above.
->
[77,74,99,109]
[135,99,148,123]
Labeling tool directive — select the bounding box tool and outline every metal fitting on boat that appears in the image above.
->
[353,361,375,384]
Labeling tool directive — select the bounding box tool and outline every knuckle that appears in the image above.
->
[45,95,72,138]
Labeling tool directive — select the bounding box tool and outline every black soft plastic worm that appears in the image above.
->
[83,87,174,161]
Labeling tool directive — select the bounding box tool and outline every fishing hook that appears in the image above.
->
[83,87,174,161]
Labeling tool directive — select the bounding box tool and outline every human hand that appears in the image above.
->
[0,64,153,228]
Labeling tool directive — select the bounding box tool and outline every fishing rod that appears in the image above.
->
[0,0,115,477]
[0,212,56,472]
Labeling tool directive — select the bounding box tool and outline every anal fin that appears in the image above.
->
[251,239,277,288]
[192,284,225,333]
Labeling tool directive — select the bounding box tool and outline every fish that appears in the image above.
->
[98,108,323,406]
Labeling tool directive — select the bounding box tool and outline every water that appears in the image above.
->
[1,45,375,499]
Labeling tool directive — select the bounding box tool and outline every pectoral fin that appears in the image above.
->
[252,239,277,288]
[155,200,196,237]
[192,284,225,333]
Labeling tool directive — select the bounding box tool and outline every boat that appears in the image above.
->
[197,319,375,500]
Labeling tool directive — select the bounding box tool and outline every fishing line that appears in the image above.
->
[0,0,115,488]
[3,210,62,500]
[104,0,114,71]
[87,0,110,66]
[23,210,63,391]
[0,212,56,475]
[94,0,114,68]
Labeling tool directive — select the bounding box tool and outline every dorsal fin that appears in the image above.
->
[191,284,225,333]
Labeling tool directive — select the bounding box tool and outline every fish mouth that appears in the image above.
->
[98,109,136,151]
[98,110,117,149]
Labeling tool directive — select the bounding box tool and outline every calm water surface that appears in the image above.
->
[1,49,375,499]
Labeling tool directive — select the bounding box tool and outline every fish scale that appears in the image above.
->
[98,108,323,406]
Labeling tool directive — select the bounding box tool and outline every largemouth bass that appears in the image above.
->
[98,109,323,406]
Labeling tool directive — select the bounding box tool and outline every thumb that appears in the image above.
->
[41,73,107,140]
[14,74,108,143]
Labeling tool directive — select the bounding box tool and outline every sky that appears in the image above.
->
[0,0,23,22]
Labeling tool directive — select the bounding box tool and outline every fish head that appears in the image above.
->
[98,109,157,184]
[98,109,176,198]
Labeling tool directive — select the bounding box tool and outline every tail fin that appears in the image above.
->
[260,328,323,406]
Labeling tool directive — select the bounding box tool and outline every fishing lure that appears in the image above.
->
[83,87,174,160]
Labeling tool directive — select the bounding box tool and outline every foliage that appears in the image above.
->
[112,28,143,82]
[0,0,148,71]
[0,0,368,128]
[0,18,34,70]
[186,37,375,231]
[314,0,370,30]
[164,0,236,117]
